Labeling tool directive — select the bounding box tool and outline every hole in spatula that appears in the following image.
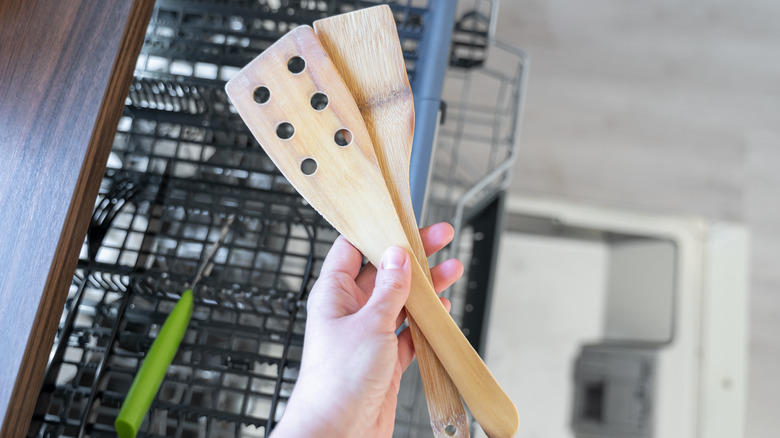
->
[310,92,328,110]
[276,122,294,139]
[334,129,352,147]
[287,56,305,74]
[301,158,317,175]
[444,425,457,436]
[253,86,270,104]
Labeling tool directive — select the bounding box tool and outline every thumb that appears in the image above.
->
[362,246,411,327]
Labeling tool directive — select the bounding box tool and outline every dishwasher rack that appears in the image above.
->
[27,1,527,437]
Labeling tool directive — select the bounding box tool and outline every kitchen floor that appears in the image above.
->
[465,0,780,436]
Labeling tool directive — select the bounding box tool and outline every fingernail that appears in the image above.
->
[382,247,407,270]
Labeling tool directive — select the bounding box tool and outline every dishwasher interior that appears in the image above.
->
[27,1,528,436]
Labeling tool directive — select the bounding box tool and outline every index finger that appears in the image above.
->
[319,235,364,280]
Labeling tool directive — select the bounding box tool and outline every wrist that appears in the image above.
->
[271,405,355,438]
[270,414,338,438]
[270,378,360,438]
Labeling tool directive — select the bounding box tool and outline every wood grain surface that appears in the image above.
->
[226,25,519,437]
[0,0,154,435]
[313,7,470,437]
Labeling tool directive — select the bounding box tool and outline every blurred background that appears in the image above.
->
[474,0,779,437]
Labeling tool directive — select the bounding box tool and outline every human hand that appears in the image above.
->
[270,222,463,438]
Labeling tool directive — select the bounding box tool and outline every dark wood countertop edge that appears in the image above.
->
[0,0,155,435]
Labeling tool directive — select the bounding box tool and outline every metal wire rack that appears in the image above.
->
[29,166,338,436]
[27,0,526,437]
[127,0,429,121]
[428,35,528,259]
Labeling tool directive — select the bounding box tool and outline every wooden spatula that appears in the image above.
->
[225,25,518,438]
[313,6,469,437]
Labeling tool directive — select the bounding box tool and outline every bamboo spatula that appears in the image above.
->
[225,25,518,438]
[313,7,469,437]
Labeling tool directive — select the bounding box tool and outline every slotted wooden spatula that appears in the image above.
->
[225,25,518,438]
[313,6,469,437]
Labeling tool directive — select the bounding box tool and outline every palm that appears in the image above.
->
[273,223,463,438]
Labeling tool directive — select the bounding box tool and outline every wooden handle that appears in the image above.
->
[314,7,470,437]
[225,25,518,437]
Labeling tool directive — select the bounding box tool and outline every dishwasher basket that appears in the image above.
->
[27,1,527,437]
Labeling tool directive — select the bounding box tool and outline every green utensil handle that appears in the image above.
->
[115,289,194,438]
